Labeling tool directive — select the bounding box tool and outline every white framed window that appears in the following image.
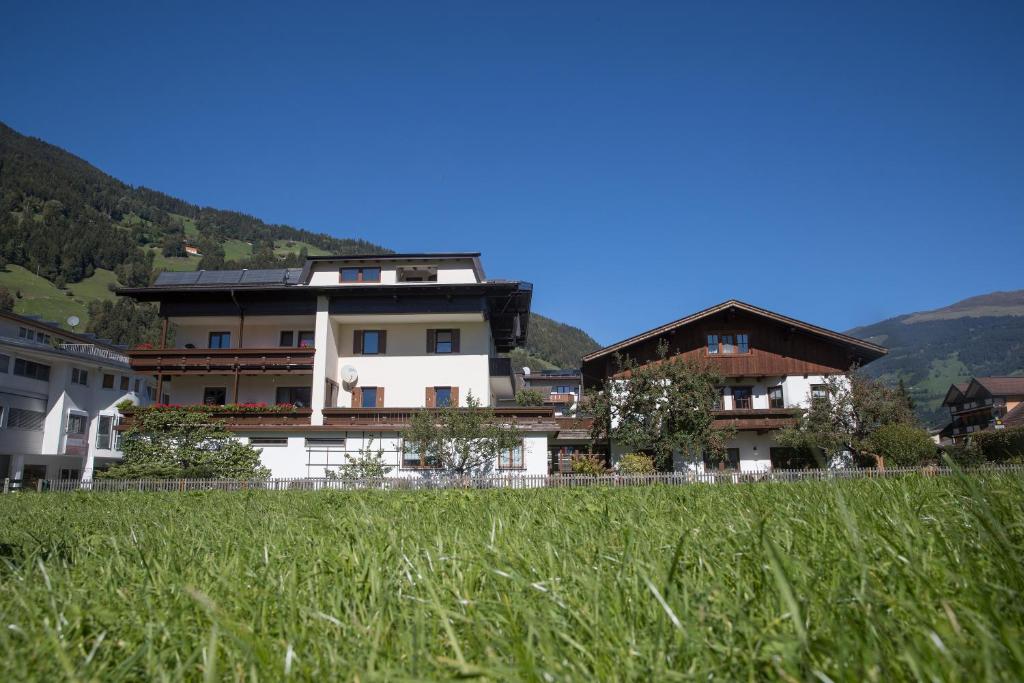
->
[96,415,114,449]
[67,413,88,435]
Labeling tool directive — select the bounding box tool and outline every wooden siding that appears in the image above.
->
[582,308,871,388]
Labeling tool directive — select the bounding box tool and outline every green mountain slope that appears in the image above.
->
[849,290,1024,427]
[0,121,595,368]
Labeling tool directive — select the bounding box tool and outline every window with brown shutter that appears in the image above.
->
[351,387,363,408]
[429,329,459,354]
[451,386,460,406]
[425,387,436,408]
[355,330,385,355]
[376,387,385,408]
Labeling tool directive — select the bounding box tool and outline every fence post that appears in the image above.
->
[2,478,8,494]
[37,479,44,493]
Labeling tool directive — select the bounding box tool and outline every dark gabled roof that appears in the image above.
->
[581,299,887,363]
[0,310,124,351]
[1004,402,1024,429]
[942,382,970,406]
[964,376,1024,399]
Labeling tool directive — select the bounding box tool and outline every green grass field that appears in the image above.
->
[0,265,122,328]
[1,476,1022,680]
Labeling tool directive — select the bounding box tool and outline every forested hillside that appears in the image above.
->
[849,290,1024,427]
[0,122,595,368]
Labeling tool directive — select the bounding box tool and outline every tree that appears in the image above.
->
[86,298,165,347]
[515,389,545,407]
[404,392,522,475]
[583,341,733,471]
[325,439,394,481]
[862,423,937,467]
[971,426,1024,463]
[99,408,270,479]
[0,287,14,312]
[776,369,918,468]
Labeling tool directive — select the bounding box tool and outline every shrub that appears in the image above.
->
[862,423,937,467]
[570,453,608,475]
[515,389,545,407]
[618,453,656,474]
[326,439,393,481]
[972,426,1024,463]
[103,408,270,479]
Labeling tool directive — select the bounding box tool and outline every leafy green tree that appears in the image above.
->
[776,369,918,468]
[86,298,165,347]
[100,409,269,479]
[404,392,522,475]
[584,341,733,471]
[515,389,545,407]
[0,287,14,312]
[326,439,394,481]
[862,423,936,467]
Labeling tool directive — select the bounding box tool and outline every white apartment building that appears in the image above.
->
[0,311,153,486]
[580,300,888,473]
[120,253,557,478]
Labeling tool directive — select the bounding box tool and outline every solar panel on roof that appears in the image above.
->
[155,271,201,286]
[196,270,245,285]
[240,269,287,284]
[285,269,303,284]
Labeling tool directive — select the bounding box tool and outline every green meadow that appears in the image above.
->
[0,475,1022,680]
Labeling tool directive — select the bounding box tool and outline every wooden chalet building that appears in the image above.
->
[940,377,1024,445]
[580,300,887,472]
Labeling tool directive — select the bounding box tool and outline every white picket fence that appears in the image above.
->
[5,464,1024,494]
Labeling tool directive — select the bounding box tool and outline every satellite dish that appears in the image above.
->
[66,315,81,329]
[340,365,359,387]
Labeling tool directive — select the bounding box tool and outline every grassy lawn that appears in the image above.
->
[275,239,332,256]
[0,265,121,327]
[1,476,1022,680]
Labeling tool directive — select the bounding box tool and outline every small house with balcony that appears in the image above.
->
[118,252,558,477]
[580,300,887,472]
[0,311,153,486]
[940,377,1024,444]
[517,368,582,415]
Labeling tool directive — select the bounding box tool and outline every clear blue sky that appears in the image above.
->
[2,1,1021,344]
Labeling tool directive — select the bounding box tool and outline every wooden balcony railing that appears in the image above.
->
[323,406,557,430]
[128,347,315,375]
[711,407,801,431]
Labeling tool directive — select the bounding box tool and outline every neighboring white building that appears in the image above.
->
[580,300,888,473]
[120,253,557,478]
[0,311,153,486]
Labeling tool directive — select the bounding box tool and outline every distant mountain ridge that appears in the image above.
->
[0,121,597,368]
[849,290,1024,427]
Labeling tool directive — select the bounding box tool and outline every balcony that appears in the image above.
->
[128,347,315,375]
[118,407,313,430]
[711,408,801,431]
[323,406,558,430]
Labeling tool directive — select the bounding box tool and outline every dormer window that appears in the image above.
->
[707,333,749,355]
[340,267,381,283]
[397,266,438,282]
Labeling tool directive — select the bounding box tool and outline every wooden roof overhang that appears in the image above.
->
[581,300,888,389]
[118,281,533,352]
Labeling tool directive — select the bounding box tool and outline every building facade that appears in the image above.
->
[580,300,887,472]
[516,368,582,415]
[120,253,558,478]
[0,312,152,486]
[940,377,1024,444]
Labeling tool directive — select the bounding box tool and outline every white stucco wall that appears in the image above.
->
[306,259,479,287]
[333,320,492,408]
[240,430,549,479]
